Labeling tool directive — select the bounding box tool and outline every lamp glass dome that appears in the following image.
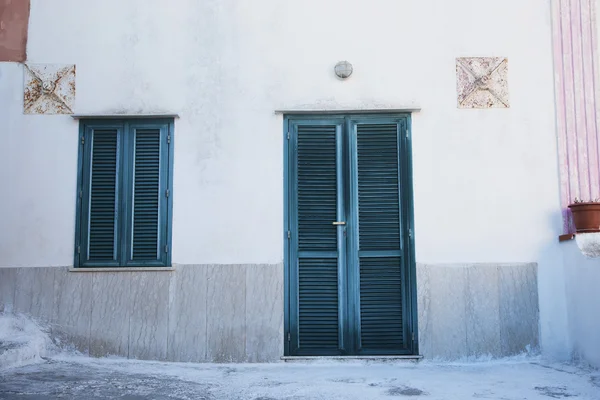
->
[334,61,353,78]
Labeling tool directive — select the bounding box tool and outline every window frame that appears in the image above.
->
[73,118,174,268]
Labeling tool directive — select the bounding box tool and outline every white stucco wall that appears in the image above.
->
[0,0,570,359]
[555,0,600,369]
[562,240,600,368]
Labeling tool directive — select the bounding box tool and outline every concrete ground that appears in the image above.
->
[1,356,599,400]
[0,314,598,399]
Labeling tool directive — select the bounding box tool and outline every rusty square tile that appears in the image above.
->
[456,57,509,109]
[24,64,75,114]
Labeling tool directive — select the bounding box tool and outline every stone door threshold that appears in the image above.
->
[281,355,423,362]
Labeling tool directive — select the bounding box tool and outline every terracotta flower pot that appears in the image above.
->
[568,202,600,233]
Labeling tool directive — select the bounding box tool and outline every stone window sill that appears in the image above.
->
[69,267,175,273]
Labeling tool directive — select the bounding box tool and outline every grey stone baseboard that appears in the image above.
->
[0,264,284,363]
[0,262,539,363]
[417,263,539,360]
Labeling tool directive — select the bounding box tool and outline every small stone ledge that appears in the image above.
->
[69,267,175,273]
[274,108,421,115]
[71,114,179,120]
[281,355,423,363]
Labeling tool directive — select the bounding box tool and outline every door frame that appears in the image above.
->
[283,112,419,356]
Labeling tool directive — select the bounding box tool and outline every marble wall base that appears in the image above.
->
[0,264,284,363]
[417,263,539,360]
[0,262,538,362]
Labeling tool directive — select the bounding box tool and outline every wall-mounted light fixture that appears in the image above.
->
[334,61,353,79]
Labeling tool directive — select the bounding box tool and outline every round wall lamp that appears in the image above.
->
[334,61,353,79]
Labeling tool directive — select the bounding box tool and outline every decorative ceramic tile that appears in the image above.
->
[24,64,75,114]
[456,57,509,108]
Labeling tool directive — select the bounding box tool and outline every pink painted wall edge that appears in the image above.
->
[552,0,600,233]
[0,0,30,62]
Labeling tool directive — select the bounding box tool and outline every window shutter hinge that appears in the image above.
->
[412,332,415,342]
[287,230,291,239]
[77,245,80,254]
[165,189,170,198]
[167,135,171,144]
[405,128,409,139]
[164,244,169,253]
[79,190,82,199]
[81,136,85,145]
[287,332,291,342]
[287,131,290,140]
[408,228,413,239]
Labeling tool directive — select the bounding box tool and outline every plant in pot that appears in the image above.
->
[568,198,600,233]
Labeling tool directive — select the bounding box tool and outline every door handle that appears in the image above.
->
[332,221,346,226]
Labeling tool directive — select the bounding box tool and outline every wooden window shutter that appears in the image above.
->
[76,120,173,268]
[79,125,123,267]
[122,124,170,267]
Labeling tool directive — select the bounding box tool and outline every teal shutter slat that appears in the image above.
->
[357,124,401,252]
[297,125,338,252]
[359,257,403,349]
[291,121,344,356]
[79,126,122,267]
[354,121,407,353]
[298,258,339,351]
[89,130,119,260]
[132,129,161,260]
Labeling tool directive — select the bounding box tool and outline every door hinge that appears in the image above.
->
[287,332,291,342]
[164,244,169,253]
[167,135,171,144]
[165,189,170,198]
[79,190,82,199]
[287,131,290,140]
[408,228,413,239]
[81,136,85,145]
[287,230,291,239]
[77,245,81,254]
[412,332,415,342]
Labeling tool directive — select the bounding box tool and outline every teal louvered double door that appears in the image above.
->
[285,115,417,356]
